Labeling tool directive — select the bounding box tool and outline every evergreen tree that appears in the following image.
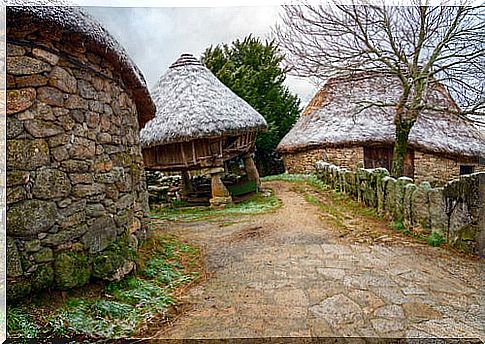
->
[202,35,301,175]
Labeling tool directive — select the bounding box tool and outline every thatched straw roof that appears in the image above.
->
[140,54,267,148]
[6,0,155,128]
[277,74,485,159]
[468,115,485,138]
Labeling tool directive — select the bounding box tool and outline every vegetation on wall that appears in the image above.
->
[7,234,203,339]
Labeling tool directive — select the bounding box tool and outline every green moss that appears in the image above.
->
[92,235,136,280]
[7,278,32,302]
[459,225,477,241]
[7,139,50,170]
[130,163,142,184]
[31,263,54,290]
[113,152,132,167]
[54,251,91,290]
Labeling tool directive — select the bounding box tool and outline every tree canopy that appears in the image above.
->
[275,4,484,177]
[202,35,301,175]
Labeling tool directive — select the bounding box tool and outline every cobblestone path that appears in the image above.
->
[155,181,483,339]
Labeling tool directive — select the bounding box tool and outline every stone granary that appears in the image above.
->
[277,73,485,185]
[140,54,267,206]
[6,4,155,300]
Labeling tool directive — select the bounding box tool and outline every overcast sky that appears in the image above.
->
[83,6,318,106]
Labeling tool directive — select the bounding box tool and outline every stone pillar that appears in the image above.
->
[180,170,193,197]
[208,167,232,207]
[243,153,261,190]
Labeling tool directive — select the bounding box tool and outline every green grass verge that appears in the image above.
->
[7,235,202,339]
[262,173,329,190]
[150,190,281,222]
[269,174,444,247]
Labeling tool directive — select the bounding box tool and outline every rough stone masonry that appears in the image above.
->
[6,40,149,301]
[315,161,485,255]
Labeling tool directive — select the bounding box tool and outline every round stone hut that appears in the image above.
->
[277,73,485,185]
[141,54,267,206]
[6,5,155,300]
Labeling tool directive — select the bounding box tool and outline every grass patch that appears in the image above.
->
[7,307,39,338]
[7,234,203,339]
[390,220,430,241]
[150,190,281,222]
[427,232,446,247]
[390,220,406,232]
[262,173,329,190]
[304,194,320,206]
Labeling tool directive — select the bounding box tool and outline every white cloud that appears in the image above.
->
[84,6,316,103]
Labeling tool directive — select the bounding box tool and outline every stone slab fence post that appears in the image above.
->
[314,160,484,254]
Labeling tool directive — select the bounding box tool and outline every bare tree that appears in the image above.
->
[275,3,485,177]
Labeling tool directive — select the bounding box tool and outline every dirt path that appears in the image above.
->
[152,181,483,339]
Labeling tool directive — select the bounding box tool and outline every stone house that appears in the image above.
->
[6,5,156,300]
[277,74,485,185]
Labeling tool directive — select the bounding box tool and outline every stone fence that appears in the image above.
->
[315,161,485,255]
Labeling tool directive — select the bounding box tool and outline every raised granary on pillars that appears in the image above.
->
[277,73,485,185]
[140,54,267,206]
[6,3,155,300]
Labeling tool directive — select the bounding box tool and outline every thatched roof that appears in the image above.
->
[277,74,485,159]
[6,0,156,128]
[140,54,267,148]
[468,115,485,138]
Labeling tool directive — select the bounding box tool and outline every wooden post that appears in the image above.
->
[180,170,193,197]
[208,166,232,207]
[243,153,261,190]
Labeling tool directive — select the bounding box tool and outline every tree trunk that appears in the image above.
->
[391,117,415,178]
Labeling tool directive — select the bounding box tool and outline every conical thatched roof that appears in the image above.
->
[277,74,485,159]
[140,54,267,148]
[6,0,155,128]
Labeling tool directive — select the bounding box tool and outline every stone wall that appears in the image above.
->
[315,161,485,255]
[283,147,485,186]
[6,41,149,301]
[414,151,485,186]
[282,147,363,174]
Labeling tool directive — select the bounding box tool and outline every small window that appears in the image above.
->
[460,165,474,175]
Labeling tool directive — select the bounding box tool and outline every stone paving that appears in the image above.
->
[155,181,483,339]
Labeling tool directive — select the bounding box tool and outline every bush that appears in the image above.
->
[427,232,446,247]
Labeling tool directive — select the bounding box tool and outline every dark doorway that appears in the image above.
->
[364,145,414,179]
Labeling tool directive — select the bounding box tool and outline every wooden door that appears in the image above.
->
[364,145,414,179]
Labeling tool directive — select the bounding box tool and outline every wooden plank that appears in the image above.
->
[192,141,197,165]
[180,143,188,167]
[404,149,415,179]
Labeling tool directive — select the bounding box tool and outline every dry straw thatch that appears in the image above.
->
[140,54,267,148]
[277,74,485,159]
[6,0,156,127]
